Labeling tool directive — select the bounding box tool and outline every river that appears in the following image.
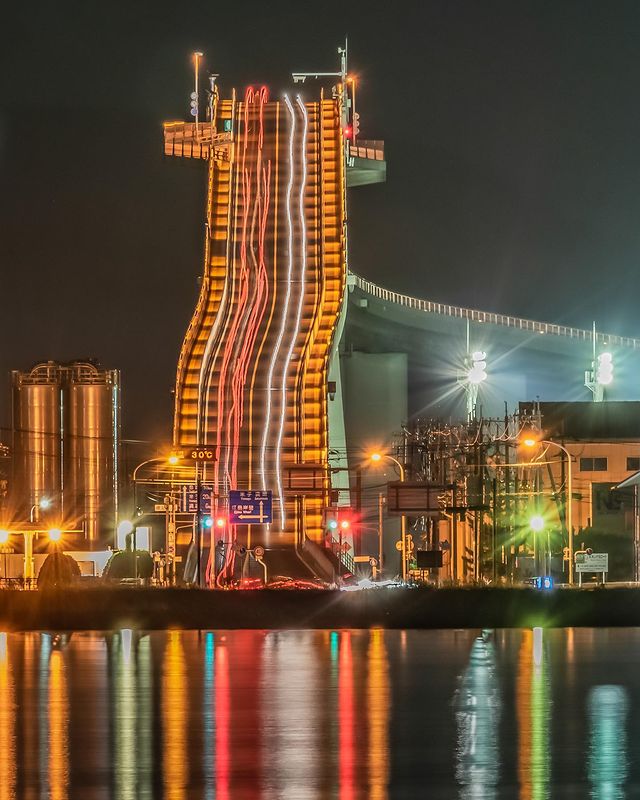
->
[0,627,636,798]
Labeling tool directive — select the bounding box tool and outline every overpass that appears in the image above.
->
[331,272,640,459]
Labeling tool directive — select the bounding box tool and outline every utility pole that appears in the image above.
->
[378,492,385,578]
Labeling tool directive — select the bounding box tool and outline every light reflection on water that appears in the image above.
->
[0,628,639,797]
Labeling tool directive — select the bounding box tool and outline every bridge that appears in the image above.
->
[330,272,640,458]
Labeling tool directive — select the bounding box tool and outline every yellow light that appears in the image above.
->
[0,531,8,545]
[48,528,62,542]
[370,453,382,462]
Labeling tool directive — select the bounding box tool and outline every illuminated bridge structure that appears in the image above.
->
[163,55,640,583]
[337,273,640,457]
[164,58,385,582]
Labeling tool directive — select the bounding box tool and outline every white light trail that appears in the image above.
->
[274,96,308,528]
[259,95,297,516]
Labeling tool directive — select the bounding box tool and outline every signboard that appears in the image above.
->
[229,491,272,524]
[387,482,444,515]
[575,552,608,573]
[176,484,213,514]
[186,446,215,462]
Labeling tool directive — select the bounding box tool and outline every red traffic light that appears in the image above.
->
[343,125,352,139]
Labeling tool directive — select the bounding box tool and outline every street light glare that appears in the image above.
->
[117,520,134,537]
[168,455,180,466]
[523,437,537,448]
[39,498,51,510]
[530,515,544,532]
[370,453,382,462]
[48,528,62,542]
[0,530,9,545]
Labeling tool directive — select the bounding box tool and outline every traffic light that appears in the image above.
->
[190,91,198,117]
[353,112,360,138]
[203,516,213,528]
[343,125,353,139]
[467,351,487,385]
[596,352,614,386]
[324,507,354,534]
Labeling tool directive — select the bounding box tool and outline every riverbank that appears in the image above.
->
[2,585,640,630]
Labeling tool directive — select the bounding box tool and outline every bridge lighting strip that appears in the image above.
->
[274,95,308,529]
[259,94,297,508]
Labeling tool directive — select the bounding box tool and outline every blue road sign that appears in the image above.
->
[229,491,272,524]
[177,484,213,514]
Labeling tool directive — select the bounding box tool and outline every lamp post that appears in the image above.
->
[523,438,574,585]
[530,514,545,576]
[370,453,407,582]
[29,497,51,524]
[131,453,183,553]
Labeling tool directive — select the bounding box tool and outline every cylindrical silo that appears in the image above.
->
[12,363,64,521]
[11,360,120,546]
[65,362,120,544]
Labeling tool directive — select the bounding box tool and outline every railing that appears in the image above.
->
[328,538,355,574]
[349,139,384,161]
[352,274,640,350]
[163,122,231,161]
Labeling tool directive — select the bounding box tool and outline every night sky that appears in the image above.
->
[2,1,640,441]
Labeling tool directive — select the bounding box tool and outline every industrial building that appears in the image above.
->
[11,361,120,546]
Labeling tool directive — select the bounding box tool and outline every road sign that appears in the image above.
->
[575,552,608,573]
[186,446,215,462]
[387,482,444,515]
[176,484,213,514]
[229,491,272,524]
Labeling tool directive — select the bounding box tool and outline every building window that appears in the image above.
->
[580,457,608,472]
[627,457,640,471]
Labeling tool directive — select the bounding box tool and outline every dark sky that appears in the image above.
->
[2,0,640,441]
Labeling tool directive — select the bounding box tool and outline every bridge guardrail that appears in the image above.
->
[352,275,640,350]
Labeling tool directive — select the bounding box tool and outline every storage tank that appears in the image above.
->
[11,361,120,545]
[12,363,64,521]
[65,363,120,543]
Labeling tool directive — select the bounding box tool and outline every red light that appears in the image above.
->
[343,125,352,139]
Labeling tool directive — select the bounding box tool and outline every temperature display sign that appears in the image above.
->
[187,446,215,462]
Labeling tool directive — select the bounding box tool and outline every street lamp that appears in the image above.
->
[523,438,574,585]
[30,497,51,524]
[48,528,62,543]
[370,452,407,582]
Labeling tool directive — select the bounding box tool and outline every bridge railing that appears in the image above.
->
[349,139,384,161]
[353,275,640,350]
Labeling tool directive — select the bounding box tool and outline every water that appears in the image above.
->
[0,627,638,798]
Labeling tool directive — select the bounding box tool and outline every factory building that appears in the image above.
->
[11,361,120,546]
